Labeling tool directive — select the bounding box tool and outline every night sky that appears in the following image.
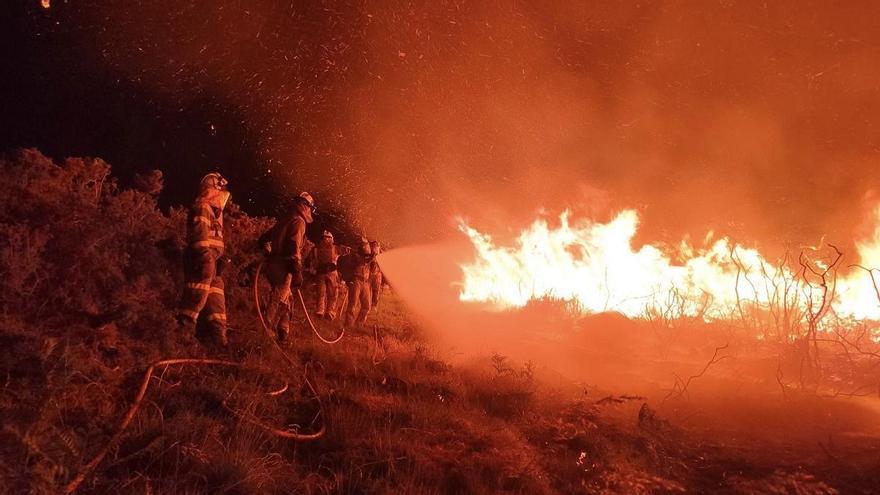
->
[4,1,880,251]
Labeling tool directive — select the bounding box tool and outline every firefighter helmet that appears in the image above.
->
[295,191,316,214]
[298,191,314,206]
[200,172,228,191]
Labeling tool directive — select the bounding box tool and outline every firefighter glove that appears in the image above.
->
[216,256,232,275]
[291,269,304,288]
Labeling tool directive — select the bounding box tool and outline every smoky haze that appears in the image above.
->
[20,1,880,250]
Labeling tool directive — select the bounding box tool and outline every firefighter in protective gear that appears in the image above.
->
[331,243,352,318]
[368,240,383,309]
[258,192,315,342]
[177,172,231,346]
[343,237,373,328]
[315,230,339,319]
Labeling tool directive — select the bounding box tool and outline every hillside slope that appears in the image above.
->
[0,150,874,494]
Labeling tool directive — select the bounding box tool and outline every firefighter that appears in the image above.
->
[314,230,339,319]
[331,243,352,319]
[369,240,383,309]
[341,237,373,328]
[259,192,315,342]
[177,172,231,346]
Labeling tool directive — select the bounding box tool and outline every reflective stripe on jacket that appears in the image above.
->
[187,201,224,254]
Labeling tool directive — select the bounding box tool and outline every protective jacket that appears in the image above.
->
[188,199,225,256]
[316,242,338,273]
[260,212,307,271]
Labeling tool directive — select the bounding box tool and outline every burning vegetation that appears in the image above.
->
[450,207,880,398]
[458,207,880,321]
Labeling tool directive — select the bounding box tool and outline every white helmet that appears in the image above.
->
[295,191,316,214]
[200,172,228,191]
[298,191,314,207]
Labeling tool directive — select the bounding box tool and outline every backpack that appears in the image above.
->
[336,253,357,283]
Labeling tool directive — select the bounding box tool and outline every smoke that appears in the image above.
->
[379,241,880,449]
[22,1,880,252]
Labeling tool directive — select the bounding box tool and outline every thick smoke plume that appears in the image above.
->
[24,0,880,250]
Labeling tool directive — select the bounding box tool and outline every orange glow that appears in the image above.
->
[458,208,880,324]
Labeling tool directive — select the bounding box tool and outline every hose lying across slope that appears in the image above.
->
[253,260,345,344]
[64,358,326,494]
[68,259,347,493]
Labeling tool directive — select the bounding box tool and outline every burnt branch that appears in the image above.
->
[663,343,731,403]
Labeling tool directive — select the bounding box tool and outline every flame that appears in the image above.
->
[458,208,880,323]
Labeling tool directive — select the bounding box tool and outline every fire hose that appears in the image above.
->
[67,259,375,491]
[63,359,326,494]
[253,260,345,344]
[66,260,348,493]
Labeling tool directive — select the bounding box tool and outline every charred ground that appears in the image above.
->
[1,150,878,494]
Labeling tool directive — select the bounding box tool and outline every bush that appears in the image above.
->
[0,149,175,326]
[0,149,279,492]
[0,149,272,334]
